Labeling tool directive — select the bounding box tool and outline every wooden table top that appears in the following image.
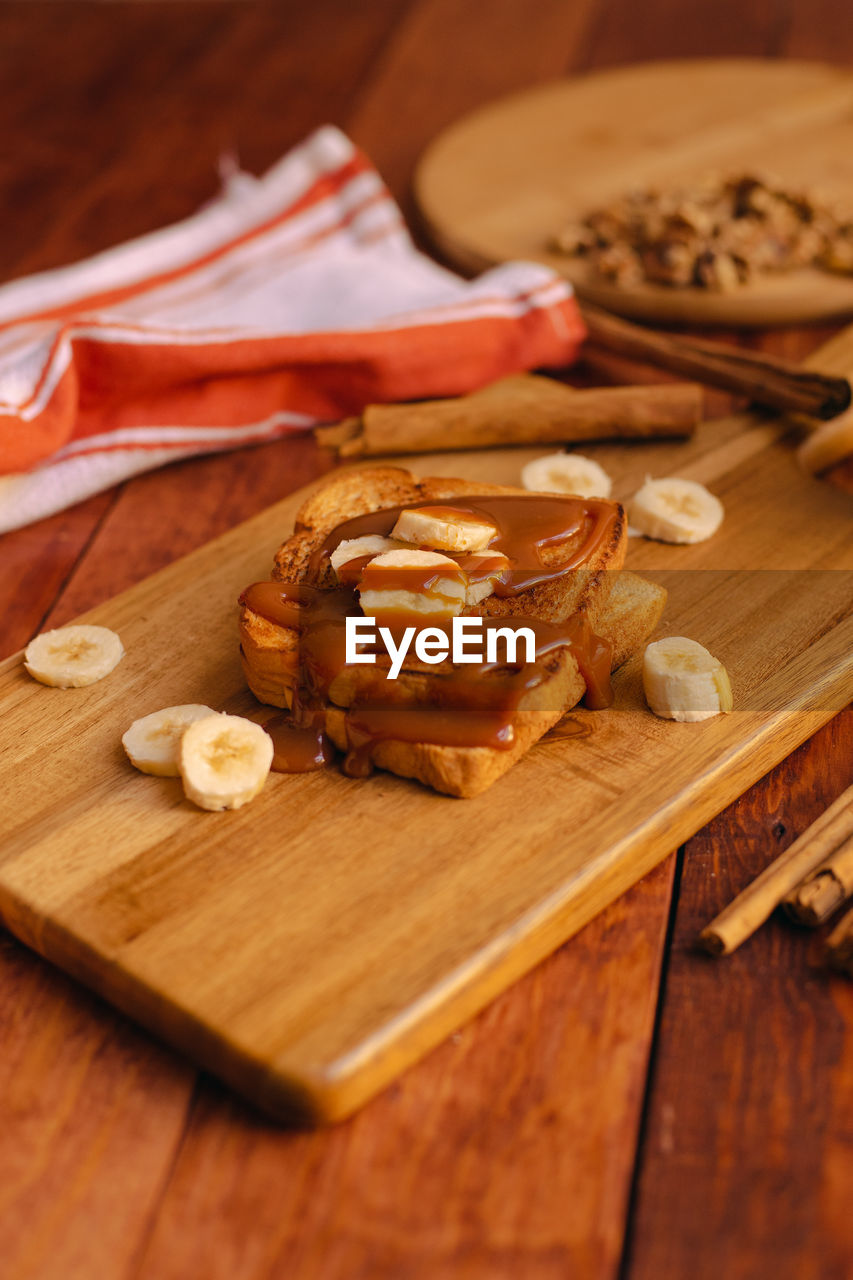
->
[1,3,852,1278]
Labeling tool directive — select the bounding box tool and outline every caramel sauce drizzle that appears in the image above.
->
[401,504,498,529]
[314,493,618,596]
[241,494,618,777]
[263,711,335,772]
[357,558,466,604]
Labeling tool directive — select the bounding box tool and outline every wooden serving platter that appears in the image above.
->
[415,58,853,326]
[1,352,852,1125]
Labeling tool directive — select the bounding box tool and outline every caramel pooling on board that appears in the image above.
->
[315,373,701,458]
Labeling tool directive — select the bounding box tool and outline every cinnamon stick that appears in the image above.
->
[314,374,701,458]
[580,302,852,420]
[826,906,853,976]
[783,831,853,926]
[699,783,853,955]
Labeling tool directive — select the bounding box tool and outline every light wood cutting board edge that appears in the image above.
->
[0,630,847,1125]
[0,654,848,1124]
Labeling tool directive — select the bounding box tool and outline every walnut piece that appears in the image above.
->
[552,173,851,290]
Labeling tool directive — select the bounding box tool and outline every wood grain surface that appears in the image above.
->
[627,711,853,1280]
[1,1,853,1277]
[415,58,853,326]
[1,402,850,1123]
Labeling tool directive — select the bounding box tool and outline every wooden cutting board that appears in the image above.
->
[1,339,852,1125]
[415,58,853,326]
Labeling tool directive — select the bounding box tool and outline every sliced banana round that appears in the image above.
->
[643,637,733,723]
[391,505,497,552]
[797,410,853,474]
[24,624,124,688]
[179,713,273,811]
[460,551,510,605]
[329,535,403,578]
[122,704,217,777]
[628,476,723,544]
[358,549,468,619]
[521,452,612,499]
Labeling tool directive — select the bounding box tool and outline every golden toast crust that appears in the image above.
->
[239,467,664,796]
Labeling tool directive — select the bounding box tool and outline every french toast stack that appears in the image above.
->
[239,467,666,797]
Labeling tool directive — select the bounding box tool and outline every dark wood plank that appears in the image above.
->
[349,0,601,207]
[622,5,853,1271]
[0,492,114,659]
[0,934,193,1280]
[785,0,853,62]
[0,5,413,1278]
[625,709,853,1280]
[0,0,409,628]
[0,0,413,283]
[586,0,791,65]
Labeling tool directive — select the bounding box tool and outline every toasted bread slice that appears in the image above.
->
[239,466,664,796]
[322,570,665,796]
[241,466,628,709]
[274,467,626,623]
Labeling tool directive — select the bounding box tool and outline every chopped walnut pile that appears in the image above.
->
[552,174,853,291]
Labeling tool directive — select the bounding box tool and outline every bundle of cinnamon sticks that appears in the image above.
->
[700,782,853,973]
[315,304,851,460]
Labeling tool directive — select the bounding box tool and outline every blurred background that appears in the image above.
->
[5,0,851,280]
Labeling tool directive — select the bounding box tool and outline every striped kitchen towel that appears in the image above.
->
[0,125,585,534]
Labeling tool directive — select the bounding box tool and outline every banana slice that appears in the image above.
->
[521,451,612,499]
[122,704,217,776]
[179,713,273,811]
[358,549,468,619]
[628,476,723,544]
[330,535,403,578]
[797,409,853,474]
[391,505,497,552]
[457,551,510,605]
[643,637,733,722]
[24,624,124,688]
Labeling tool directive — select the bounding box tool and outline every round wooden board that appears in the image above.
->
[415,58,853,328]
